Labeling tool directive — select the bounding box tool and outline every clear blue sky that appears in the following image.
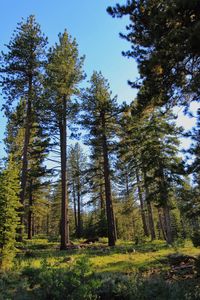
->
[0,0,138,157]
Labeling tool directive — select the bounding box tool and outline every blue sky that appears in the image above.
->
[0,0,138,157]
[0,0,198,159]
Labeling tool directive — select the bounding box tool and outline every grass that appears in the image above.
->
[1,237,200,299]
[14,237,200,274]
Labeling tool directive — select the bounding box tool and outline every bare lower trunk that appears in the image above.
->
[136,168,149,237]
[101,112,116,246]
[77,179,82,238]
[60,96,69,250]
[163,205,173,244]
[28,180,33,240]
[158,164,173,244]
[18,76,33,242]
[72,181,78,232]
[157,207,167,240]
[32,214,35,237]
[46,213,49,236]
[143,170,156,240]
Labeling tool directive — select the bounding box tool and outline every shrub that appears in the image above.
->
[23,257,100,299]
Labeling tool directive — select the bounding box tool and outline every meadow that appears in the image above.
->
[1,237,200,300]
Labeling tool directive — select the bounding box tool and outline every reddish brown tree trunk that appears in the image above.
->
[18,75,33,242]
[60,96,70,250]
[157,207,167,240]
[101,111,116,246]
[28,180,33,240]
[77,174,82,238]
[136,168,149,237]
[72,181,78,232]
[143,170,156,240]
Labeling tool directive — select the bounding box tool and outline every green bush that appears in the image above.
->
[23,257,100,299]
[2,259,200,300]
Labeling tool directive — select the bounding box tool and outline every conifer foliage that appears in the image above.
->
[0,156,21,269]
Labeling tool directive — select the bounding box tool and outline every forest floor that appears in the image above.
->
[16,238,200,273]
[1,237,200,299]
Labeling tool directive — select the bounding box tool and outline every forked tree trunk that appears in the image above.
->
[136,168,149,237]
[60,96,70,250]
[101,112,116,246]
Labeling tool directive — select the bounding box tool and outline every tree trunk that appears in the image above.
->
[101,112,116,246]
[158,164,173,244]
[60,95,70,250]
[77,175,82,238]
[27,180,33,240]
[143,170,156,240]
[136,168,149,237]
[46,213,49,236]
[32,214,35,237]
[163,205,173,244]
[72,181,78,232]
[157,207,167,240]
[18,75,33,242]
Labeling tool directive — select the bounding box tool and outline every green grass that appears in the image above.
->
[1,238,200,299]
[14,238,200,274]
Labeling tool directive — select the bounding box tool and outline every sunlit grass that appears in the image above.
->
[14,237,200,274]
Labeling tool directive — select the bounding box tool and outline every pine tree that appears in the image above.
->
[45,31,85,249]
[0,156,21,270]
[81,71,119,246]
[107,1,200,110]
[0,15,47,240]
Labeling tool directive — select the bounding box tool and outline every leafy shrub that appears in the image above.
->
[23,257,100,299]
[95,273,200,300]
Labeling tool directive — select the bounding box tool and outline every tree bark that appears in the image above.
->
[32,214,35,237]
[101,111,116,246]
[18,75,33,242]
[77,174,82,238]
[143,170,156,240]
[136,168,149,237]
[60,95,70,250]
[72,181,78,232]
[157,207,167,240]
[158,164,173,244]
[163,205,173,244]
[27,180,33,240]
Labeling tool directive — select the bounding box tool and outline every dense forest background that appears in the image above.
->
[0,0,199,273]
